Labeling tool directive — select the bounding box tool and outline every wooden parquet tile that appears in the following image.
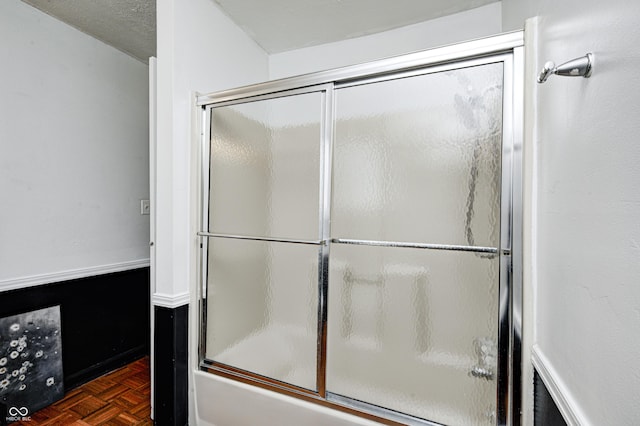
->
[13,357,152,425]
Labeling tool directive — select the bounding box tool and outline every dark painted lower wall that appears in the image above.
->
[153,304,188,426]
[534,369,567,426]
[0,268,150,391]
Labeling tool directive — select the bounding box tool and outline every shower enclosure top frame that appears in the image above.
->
[196,31,524,426]
[197,32,522,107]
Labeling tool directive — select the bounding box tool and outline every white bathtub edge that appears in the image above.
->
[193,370,384,426]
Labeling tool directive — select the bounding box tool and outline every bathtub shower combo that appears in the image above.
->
[195,33,523,426]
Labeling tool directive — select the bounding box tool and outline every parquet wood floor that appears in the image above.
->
[14,357,152,425]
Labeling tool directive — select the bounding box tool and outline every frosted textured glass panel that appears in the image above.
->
[209,93,322,239]
[327,244,498,425]
[206,238,319,390]
[332,63,503,247]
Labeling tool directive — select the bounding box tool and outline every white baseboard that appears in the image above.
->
[153,291,190,308]
[0,259,150,292]
[532,345,588,426]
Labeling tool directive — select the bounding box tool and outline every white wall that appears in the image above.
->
[269,2,502,79]
[501,0,538,32]
[0,0,150,290]
[504,1,640,424]
[154,0,268,422]
[154,0,269,305]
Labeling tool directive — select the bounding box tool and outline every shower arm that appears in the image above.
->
[537,53,593,83]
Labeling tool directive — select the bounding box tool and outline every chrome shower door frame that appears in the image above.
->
[196,31,524,426]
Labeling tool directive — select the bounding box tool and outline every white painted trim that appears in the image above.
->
[0,259,150,292]
[532,345,589,426]
[520,17,539,426]
[153,291,190,308]
[149,55,158,421]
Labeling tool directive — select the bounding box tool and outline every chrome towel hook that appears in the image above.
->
[537,53,593,83]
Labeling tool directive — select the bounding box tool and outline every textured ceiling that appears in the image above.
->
[213,0,499,53]
[20,0,498,61]
[21,0,156,63]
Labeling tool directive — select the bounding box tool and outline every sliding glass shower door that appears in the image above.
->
[327,63,503,425]
[204,92,326,391]
[198,35,521,426]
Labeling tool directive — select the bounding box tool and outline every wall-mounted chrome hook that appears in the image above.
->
[537,53,593,83]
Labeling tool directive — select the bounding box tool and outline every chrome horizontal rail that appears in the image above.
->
[327,393,441,426]
[331,238,498,254]
[201,359,320,399]
[197,32,523,106]
[198,232,324,246]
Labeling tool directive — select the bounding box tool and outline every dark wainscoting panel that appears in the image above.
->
[534,369,568,426]
[153,304,188,426]
[0,268,150,391]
